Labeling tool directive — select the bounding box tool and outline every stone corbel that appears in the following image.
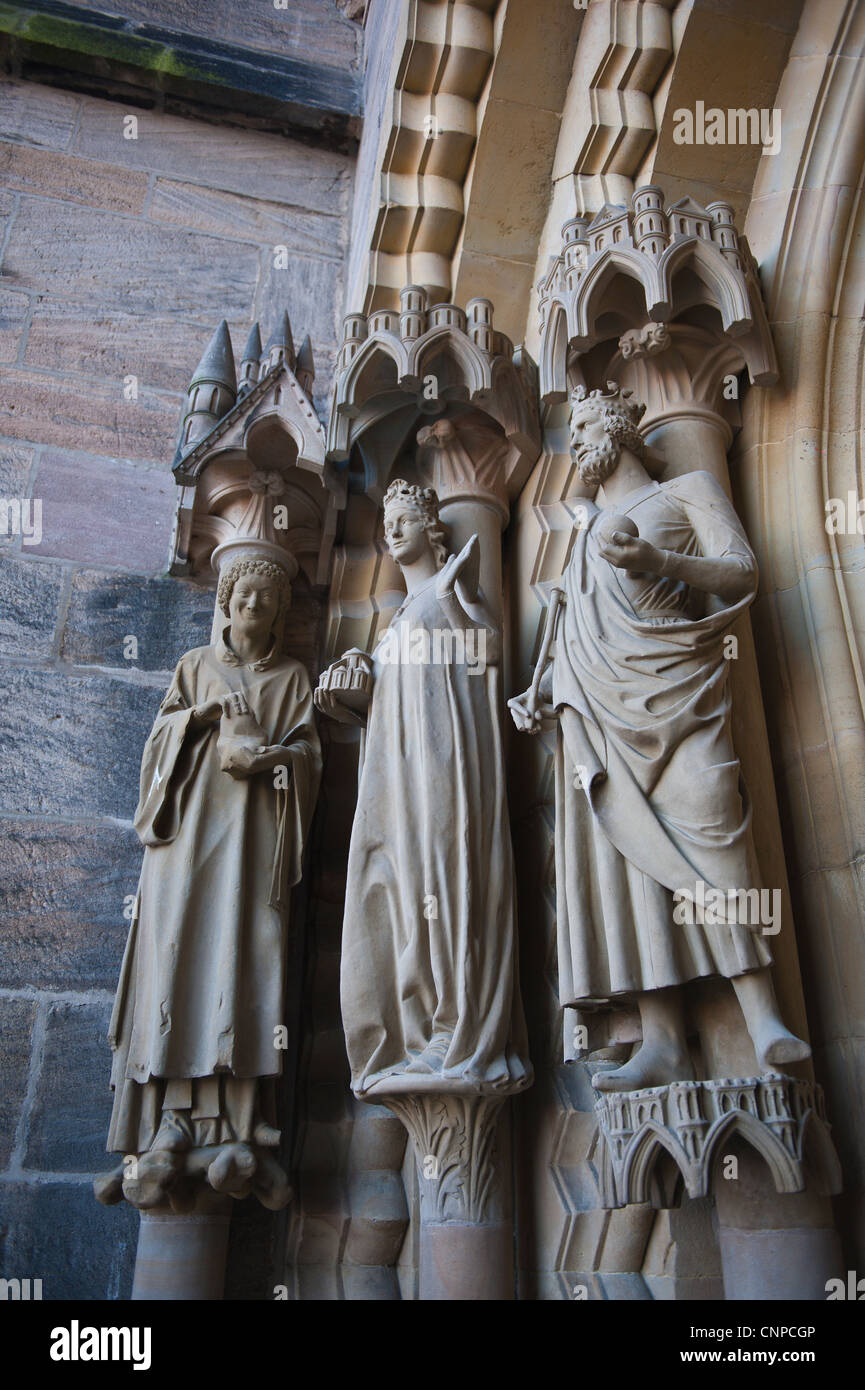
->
[593,1074,842,1212]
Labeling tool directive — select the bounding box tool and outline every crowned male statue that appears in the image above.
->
[509,383,809,1092]
[96,544,321,1210]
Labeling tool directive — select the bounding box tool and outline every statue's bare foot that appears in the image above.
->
[93,1164,125,1206]
[755,1025,811,1070]
[208,1142,256,1196]
[593,1041,694,1092]
[124,1150,181,1208]
[252,1121,281,1148]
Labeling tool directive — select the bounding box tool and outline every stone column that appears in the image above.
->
[322,290,540,1301]
[385,1092,512,1301]
[131,1196,232,1302]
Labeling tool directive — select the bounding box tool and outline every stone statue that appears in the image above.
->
[509,383,809,1092]
[96,549,321,1210]
[316,478,530,1098]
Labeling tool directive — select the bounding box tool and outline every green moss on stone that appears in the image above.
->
[0,7,227,87]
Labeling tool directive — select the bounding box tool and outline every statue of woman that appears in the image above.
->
[98,551,321,1209]
[316,480,530,1098]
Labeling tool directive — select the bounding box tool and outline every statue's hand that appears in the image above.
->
[508,690,557,735]
[222,692,251,719]
[222,743,262,778]
[314,651,372,724]
[191,699,223,728]
[596,531,661,575]
[437,533,480,602]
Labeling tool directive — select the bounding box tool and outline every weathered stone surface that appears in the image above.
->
[74,100,352,212]
[255,246,343,349]
[30,0,360,73]
[254,253,341,412]
[26,997,116,1173]
[0,667,160,819]
[0,444,34,551]
[0,370,177,463]
[0,555,64,660]
[0,287,29,364]
[0,820,141,990]
[0,78,80,150]
[150,178,346,258]
[4,197,261,318]
[0,141,149,215]
[0,997,36,1168]
[30,451,176,568]
[0,1182,136,1300]
[24,301,243,393]
[61,570,212,671]
[0,188,16,244]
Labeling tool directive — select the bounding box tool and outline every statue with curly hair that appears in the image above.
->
[98,548,321,1211]
[509,383,809,1091]
[316,478,531,1098]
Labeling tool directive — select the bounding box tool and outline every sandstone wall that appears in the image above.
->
[0,71,353,1299]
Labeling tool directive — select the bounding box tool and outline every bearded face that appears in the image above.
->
[569,405,621,486]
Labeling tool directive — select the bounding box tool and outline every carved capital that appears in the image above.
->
[384,1093,506,1225]
[618,322,671,360]
[593,1073,842,1211]
[415,415,511,523]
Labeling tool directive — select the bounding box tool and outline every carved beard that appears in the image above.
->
[574,431,620,487]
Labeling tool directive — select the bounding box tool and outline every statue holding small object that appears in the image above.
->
[96,546,321,1211]
[509,383,809,1091]
[317,478,531,1099]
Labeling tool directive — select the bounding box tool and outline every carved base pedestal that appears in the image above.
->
[593,1073,844,1302]
[380,1089,513,1301]
[95,1141,293,1214]
[593,1073,841,1210]
[96,1140,293,1301]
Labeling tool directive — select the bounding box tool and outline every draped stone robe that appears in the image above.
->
[107,630,321,1154]
[340,575,531,1097]
[552,471,772,1011]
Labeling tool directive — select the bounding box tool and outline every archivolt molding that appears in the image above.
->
[594,1074,842,1210]
[356,0,498,310]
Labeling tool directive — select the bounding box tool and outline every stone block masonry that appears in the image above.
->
[0,69,353,1299]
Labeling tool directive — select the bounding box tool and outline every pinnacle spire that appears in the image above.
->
[296,334,315,393]
[190,319,237,393]
[264,309,295,366]
[241,322,262,363]
[238,322,262,396]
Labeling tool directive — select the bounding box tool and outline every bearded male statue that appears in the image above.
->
[509,382,809,1092]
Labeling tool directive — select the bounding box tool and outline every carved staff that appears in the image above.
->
[527,587,564,721]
